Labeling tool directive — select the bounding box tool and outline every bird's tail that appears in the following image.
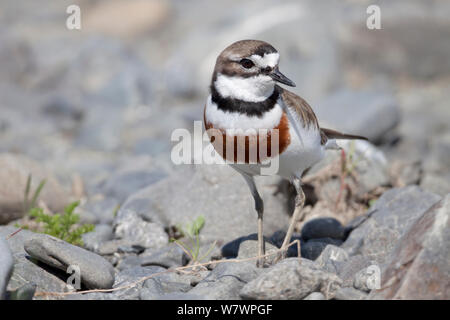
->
[321,128,368,141]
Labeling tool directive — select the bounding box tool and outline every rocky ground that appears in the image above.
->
[0,0,449,300]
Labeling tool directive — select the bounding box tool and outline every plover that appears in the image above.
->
[203,40,367,266]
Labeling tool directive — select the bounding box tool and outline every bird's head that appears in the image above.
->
[211,40,295,102]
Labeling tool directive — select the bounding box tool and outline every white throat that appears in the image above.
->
[214,73,275,102]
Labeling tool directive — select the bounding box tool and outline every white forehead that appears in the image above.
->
[250,52,279,68]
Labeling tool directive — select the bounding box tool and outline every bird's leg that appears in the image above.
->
[241,174,265,268]
[276,177,305,262]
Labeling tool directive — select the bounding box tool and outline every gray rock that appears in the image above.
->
[369,195,450,299]
[189,261,263,300]
[80,197,119,225]
[303,292,326,300]
[116,255,141,271]
[140,272,192,299]
[24,233,115,289]
[222,234,279,262]
[0,236,14,299]
[314,89,400,143]
[114,210,168,249]
[240,258,342,300]
[335,255,374,288]
[114,165,290,246]
[315,245,349,274]
[0,226,67,296]
[334,287,368,300]
[0,153,71,224]
[237,239,279,265]
[146,292,207,300]
[301,218,346,241]
[8,283,36,300]
[82,224,114,253]
[140,243,188,268]
[301,238,343,261]
[420,173,450,197]
[342,186,441,264]
[113,266,166,300]
[101,168,166,203]
[353,267,377,293]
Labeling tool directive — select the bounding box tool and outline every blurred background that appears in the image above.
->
[0,0,449,218]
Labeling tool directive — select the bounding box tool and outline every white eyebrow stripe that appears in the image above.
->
[250,53,279,68]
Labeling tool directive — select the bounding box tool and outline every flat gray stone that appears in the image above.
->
[0,236,13,299]
[81,224,113,253]
[334,287,368,300]
[301,218,346,241]
[0,227,67,296]
[315,245,349,274]
[342,186,441,264]
[189,261,263,300]
[314,89,400,143]
[303,292,326,300]
[369,195,450,299]
[114,165,290,246]
[240,258,342,300]
[24,233,115,289]
[113,266,166,300]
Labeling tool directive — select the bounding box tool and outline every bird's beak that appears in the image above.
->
[269,68,296,87]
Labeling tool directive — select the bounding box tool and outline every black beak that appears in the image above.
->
[269,68,296,87]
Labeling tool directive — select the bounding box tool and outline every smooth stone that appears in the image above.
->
[240,258,342,300]
[334,287,368,300]
[114,165,290,246]
[301,238,343,261]
[189,261,263,300]
[82,224,114,253]
[303,292,326,300]
[140,272,192,299]
[342,186,441,264]
[140,243,189,268]
[369,195,450,299]
[113,266,166,300]
[315,245,349,274]
[335,254,374,288]
[0,153,70,224]
[24,234,115,289]
[114,210,168,249]
[314,89,400,143]
[301,218,346,241]
[0,227,67,296]
[0,236,14,299]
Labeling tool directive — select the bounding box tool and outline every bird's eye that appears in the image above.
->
[240,58,254,69]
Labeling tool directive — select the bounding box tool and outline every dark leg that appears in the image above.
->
[276,177,305,261]
[241,174,265,267]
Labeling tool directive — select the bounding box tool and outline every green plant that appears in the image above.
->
[172,215,216,264]
[28,201,94,246]
[23,174,46,213]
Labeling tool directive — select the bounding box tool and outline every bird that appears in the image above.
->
[203,40,367,267]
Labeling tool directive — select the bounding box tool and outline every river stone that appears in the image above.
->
[189,261,263,300]
[240,258,342,300]
[0,227,67,296]
[114,165,290,246]
[369,195,450,299]
[342,186,441,264]
[0,153,71,224]
[24,234,115,289]
[0,236,14,299]
[334,287,368,300]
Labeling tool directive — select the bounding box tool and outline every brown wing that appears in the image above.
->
[320,127,368,145]
[279,86,320,130]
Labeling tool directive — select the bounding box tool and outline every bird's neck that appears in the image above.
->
[210,73,279,117]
